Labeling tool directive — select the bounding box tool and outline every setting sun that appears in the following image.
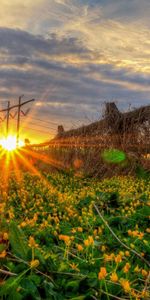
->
[0,136,24,151]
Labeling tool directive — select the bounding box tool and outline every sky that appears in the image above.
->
[0,0,149,143]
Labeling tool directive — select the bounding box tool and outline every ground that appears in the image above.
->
[0,172,150,299]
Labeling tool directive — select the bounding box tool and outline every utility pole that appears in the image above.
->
[16,96,21,148]
[0,97,35,148]
[6,101,10,138]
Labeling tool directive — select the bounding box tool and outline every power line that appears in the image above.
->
[21,126,56,134]
[10,119,56,131]
[30,117,59,126]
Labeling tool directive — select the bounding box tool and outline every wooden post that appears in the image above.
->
[16,96,21,148]
[6,101,10,138]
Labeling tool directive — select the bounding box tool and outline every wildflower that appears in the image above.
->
[101,245,106,252]
[20,221,27,228]
[84,239,89,247]
[98,227,103,235]
[3,232,9,241]
[120,279,131,293]
[28,236,38,248]
[93,229,97,236]
[59,235,70,245]
[125,251,130,257]
[115,254,122,263]
[123,262,130,273]
[141,289,149,298]
[110,272,118,282]
[88,236,94,245]
[69,263,80,272]
[134,265,140,273]
[77,244,83,251]
[77,227,83,232]
[0,250,6,258]
[30,259,40,269]
[130,289,138,298]
[130,243,135,249]
[98,267,107,280]
[141,269,148,277]
[104,253,114,262]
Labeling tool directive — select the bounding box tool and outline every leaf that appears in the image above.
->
[69,296,86,300]
[7,290,23,300]
[65,280,80,292]
[9,221,29,260]
[0,269,29,297]
[43,280,58,299]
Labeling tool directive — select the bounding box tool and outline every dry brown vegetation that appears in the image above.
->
[33,103,150,177]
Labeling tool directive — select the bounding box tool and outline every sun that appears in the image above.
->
[0,135,24,151]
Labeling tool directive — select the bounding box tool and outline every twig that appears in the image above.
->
[94,204,150,267]
[0,268,17,276]
[143,271,150,294]
[101,289,128,300]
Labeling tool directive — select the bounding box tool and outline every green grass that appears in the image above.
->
[0,172,150,299]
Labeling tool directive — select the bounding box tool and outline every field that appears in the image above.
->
[0,171,150,299]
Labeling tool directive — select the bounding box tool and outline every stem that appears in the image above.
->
[94,204,150,267]
[0,268,17,276]
[104,280,110,300]
[32,247,34,260]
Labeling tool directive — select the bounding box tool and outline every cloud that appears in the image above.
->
[0,0,149,142]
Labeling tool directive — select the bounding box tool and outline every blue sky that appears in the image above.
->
[0,0,149,142]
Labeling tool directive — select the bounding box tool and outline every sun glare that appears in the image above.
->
[0,136,24,151]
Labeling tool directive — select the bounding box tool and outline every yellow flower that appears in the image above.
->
[123,263,130,273]
[93,229,97,236]
[110,272,118,282]
[30,259,40,269]
[20,221,27,228]
[120,279,131,293]
[84,239,89,247]
[59,234,71,245]
[125,251,130,257]
[28,236,38,248]
[77,244,83,251]
[128,230,132,236]
[104,253,114,262]
[134,265,140,273]
[101,245,106,252]
[141,289,150,298]
[115,254,122,263]
[141,269,148,277]
[0,250,6,258]
[3,232,9,241]
[69,263,80,272]
[87,236,94,245]
[98,267,107,280]
[130,243,135,249]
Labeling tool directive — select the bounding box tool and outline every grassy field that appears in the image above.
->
[0,172,150,299]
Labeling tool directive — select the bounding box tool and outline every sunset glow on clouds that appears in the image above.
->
[0,0,149,142]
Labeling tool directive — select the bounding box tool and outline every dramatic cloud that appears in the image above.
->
[0,0,149,142]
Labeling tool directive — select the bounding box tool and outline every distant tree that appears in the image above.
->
[57,125,65,136]
[24,138,30,146]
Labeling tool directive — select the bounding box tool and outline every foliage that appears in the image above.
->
[0,172,150,299]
